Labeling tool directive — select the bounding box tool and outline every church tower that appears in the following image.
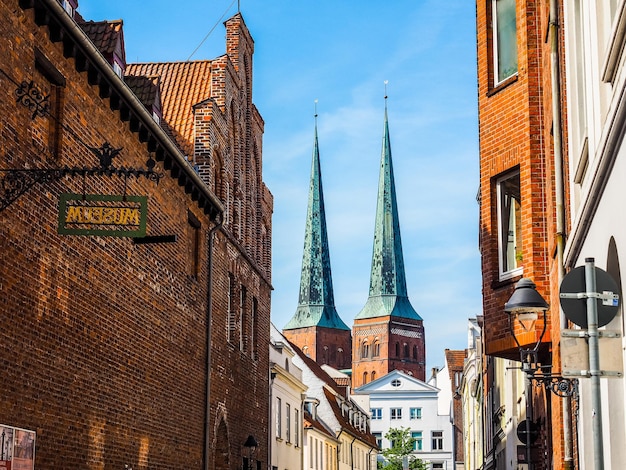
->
[283,115,352,370]
[351,98,425,387]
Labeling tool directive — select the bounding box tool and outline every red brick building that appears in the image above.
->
[0,1,271,469]
[476,0,571,468]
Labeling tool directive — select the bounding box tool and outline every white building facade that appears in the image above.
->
[562,1,626,468]
[353,370,454,469]
[271,324,308,470]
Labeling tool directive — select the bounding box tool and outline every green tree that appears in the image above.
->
[379,428,428,470]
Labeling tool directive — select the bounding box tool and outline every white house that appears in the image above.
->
[352,370,454,470]
[562,1,626,468]
[286,337,378,470]
[270,324,308,470]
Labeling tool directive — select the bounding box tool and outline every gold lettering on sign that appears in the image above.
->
[65,206,141,226]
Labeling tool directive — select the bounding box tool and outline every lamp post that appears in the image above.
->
[505,278,577,469]
[243,435,258,470]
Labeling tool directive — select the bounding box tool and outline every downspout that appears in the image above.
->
[204,216,223,470]
[350,436,357,470]
[268,370,276,470]
[337,430,344,470]
[367,448,374,470]
[548,1,574,468]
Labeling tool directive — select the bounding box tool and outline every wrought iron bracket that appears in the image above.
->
[0,143,163,212]
[529,373,578,398]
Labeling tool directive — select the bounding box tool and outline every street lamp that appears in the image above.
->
[243,435,258,470]
[504,278,577,469]
[504,278,577,397]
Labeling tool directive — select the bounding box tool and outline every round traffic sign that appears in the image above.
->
[559,265,620,328]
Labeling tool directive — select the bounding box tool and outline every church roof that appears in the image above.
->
[355,101,421,321]
[284,119,350,331]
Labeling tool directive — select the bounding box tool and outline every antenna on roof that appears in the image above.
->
[314,99,318,120]
[384,80,389,101]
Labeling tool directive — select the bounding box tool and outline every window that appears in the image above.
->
[395,342,400,357]
[410,408,422,420]
[286,403,291,443]
[432,464,444,470]
[61,0,73,16]
[371,408,382,420]
[373,432,382,449]
[251,298,258,359]
[276,397,282,438]
[390,408,402,420]
[432,431,443,450]
[227,273,236,342]
[295,409,300,447]
[371,371,376,381]
[239,285,247,351]
[403,343,409,357]
[113,60,123,78]
[363,372,368,384]
[391,379,402,388]
[188,211,201,279]
[412,431,423,451]
[413,345,418,359]
[496,170,522,279]
[493,0,517,84]
[373,341,380,357]
[34,49,66,161]
[361,341,370,359]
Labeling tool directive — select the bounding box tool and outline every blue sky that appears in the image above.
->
[80,0,481,372]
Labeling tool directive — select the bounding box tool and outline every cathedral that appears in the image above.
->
[282,99,425,387]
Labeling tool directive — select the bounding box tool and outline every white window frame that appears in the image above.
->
[410,407,422,420]
[431,431,444,451]
[496,170,523,280]
[492,0,518,85]
[390,408,402,420]
[371,408,382,420]
[412,431,423,451]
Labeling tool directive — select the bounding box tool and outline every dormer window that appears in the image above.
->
[113,61,123,78]
[61,0,73,16]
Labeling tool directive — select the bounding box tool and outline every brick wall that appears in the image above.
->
[0,1,271,468]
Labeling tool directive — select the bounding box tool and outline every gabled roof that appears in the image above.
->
[304,410,336,439]
[126,61,213,157]
[355,101,421,321]
[124,75,161,111]
[284,120,349,331]
[323,388,377,447]
[287,339,377,447]
[78,19,125,58]
[352,369,439,394]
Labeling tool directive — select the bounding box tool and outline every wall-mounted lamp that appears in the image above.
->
[504,278,577,397]
[243,435,258,470]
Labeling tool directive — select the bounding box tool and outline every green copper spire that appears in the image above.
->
[284,113,350,331]
[355,97,422,320]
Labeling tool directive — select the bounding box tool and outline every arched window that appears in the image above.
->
[371,371,376,381]
[363,372,368,384]
[403,343,409,357]
[303,345,310,357]
[413,345,418,359]
[361,341,370,359]
[395,342,400,357]
[373,340,380,357]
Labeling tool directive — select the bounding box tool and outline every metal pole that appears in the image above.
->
[585,258,604,469]
[526,372,534,470]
